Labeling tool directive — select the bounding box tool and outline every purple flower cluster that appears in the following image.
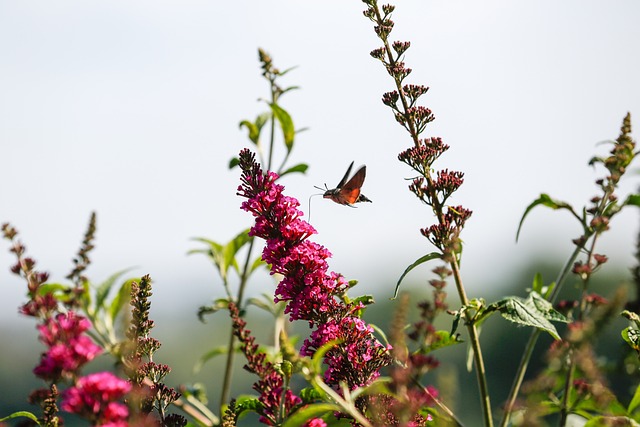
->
[61,371,131,426]
[237,149,391,389]
[34,311,102,382]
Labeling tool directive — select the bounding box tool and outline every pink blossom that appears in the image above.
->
[33,312,102,380]
[304,418,327,427]
[62,372,131,424]
[237,149,391,389]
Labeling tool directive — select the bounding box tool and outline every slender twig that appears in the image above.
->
[411,376,465,427]
[368,4,493,423]
[219,238,256,412]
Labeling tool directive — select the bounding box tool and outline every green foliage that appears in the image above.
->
[393,252,442,299]
[516,194,583,242]
[281,403,341,427]
[0,411,39,424]
[189,230,255,285]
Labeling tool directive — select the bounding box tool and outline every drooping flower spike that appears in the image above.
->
[237,148,391,390]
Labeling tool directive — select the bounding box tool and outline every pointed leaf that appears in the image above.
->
[311,339,342,376]
[280,163,309,177]
[281,403,340,427]
[516,193,575,242]
[193,344,240,373]
[197,298,231,322]
[108,278,136,322]
[352,294,375,307]
[624,194,640,208]
[270,103,295,152]
[36,283,74,303]
[239,120,260,145]
[229,157,240,169]
[628,383,640,414]
[96,269,134,313]
[300,386,323,403]
[415,330,464,354]
[529,291,567,323]
[393,252,442,299]
[368,324,390,351]
[531,272,544,295]
[249,256,266,275]
[0,411,39,423]
[584,416,639,427]
[234,395,263,414]
[488,294,563,340]
[223,230,252,276]
[246,294,277,315]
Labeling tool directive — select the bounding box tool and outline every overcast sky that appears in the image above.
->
[2,0,640,361]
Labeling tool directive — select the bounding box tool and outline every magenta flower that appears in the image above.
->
[33,311,102,381]
[61,371,131,425]
[303,418,328,427]
[237,149,391,390]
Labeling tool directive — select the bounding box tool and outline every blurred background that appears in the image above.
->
[2,0,640,425]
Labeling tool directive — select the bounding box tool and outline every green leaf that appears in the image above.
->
[529,292,567,323]
[516,193,576,242]
[352,294,375,307]
[0,411,40,424]
[36,282,75,303]
[96,269,134,313]
[393,252,442,300]
[280,163,309,177]
[281,403,341,427]
[584,416,639,427]
[197,298,231,322]
[300,386,323,403]
[229,157,240,169]
[415,330,464,354]
[250,256,266,275]
[531,272,544,295]
[622,327,640,351]
[239,120,260,145]
[190,231,251,282]
[234,395,263,414]
[270,103,295,152]
[530,273,556,300]
[311,339,342,376]
[108,278,136,323]
[629,383,640,414]
[369,323,390,348]
[224,230,253,275]
[487,292,566,340]
[193,344,240,373]
[624,194,640,208]
[246,294,278,315]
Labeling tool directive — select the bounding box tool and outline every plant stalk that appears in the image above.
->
[219,238,256,413]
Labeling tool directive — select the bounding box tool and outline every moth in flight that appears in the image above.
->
[318,161,372,207]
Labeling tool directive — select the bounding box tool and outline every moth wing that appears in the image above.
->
[339,166,366,205]
[341,166,366,192]
[338,188,362,205]
[335,161,355,188]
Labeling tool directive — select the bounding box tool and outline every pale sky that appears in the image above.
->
[2,0,640,391]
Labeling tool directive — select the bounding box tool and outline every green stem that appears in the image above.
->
[369,3,493,423]
[450,258,493,427]
[411,376,466,427]
[559,354,576,426]
[314,380,374,427]
[219,238,256,412]
[499,242,586,427]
